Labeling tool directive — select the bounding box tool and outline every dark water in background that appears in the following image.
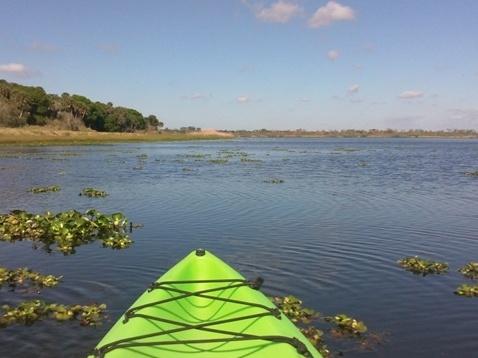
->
[0,137,477,357]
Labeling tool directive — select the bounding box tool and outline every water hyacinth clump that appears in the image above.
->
[264,178,284,184]
[0,209,132,254]
[27,186,61,193]
[458,262,478,280]
[397,256,449,276]
[80,188,109,197]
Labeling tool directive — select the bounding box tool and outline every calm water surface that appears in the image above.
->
[0,138,477,357]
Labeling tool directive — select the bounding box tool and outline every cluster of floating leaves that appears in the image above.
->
[270,295,377,357]
[464,170,478,176]
[264,178,284,183]
[398,256,478,298]
[0,267,61,291]
[80,188,109,197]
[0,209,132,254]
[397,256,449,276]
[27,186,61,194]
[455,262,478,297]
[0,300,106,328]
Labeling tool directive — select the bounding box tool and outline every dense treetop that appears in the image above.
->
[0,79,163,132]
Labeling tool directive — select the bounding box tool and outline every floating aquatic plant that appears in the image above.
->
[0,267,62,291]
[270,295,316,323]
[80,188,108,197]
[397,256,449,276]
[240,158,263,163]
[209,158,228,164]
[324,314,368,335]
[458,262,478,280]
[27,186,61,193]
[464,170,478,176]
[454,284,478,297]
[264,178,284,183]
[0,209,132,254]
[0,300,106,327]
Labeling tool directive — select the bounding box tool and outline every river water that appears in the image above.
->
[0,137,477,357]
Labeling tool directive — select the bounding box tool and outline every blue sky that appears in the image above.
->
[1,0,477,131]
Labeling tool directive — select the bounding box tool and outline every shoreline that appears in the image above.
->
[1,126,477,145]
[0,127,233,145]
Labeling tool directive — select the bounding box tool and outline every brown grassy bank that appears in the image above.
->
[0,127,234,145]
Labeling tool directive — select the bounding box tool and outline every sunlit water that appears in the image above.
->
[0,138,477,357]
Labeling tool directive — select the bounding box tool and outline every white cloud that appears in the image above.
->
[299,97,310,102]
[308,1,356,28]
[398,91,423,99]
[252,1,302,23]
[0,63,32,77]
[348,84,359,93]
[236,95,250,103]
[327,50,340,60]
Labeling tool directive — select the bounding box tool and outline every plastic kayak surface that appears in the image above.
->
[89,249,322,358]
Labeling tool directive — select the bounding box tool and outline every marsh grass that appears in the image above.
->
[0,127,233,145]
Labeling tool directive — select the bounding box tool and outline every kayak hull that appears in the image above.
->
[89,249,321,357]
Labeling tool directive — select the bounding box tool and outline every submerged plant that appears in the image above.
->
[397,256,449,276]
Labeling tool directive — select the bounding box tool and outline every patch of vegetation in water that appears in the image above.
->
[240,158,263,163]
[270,295,384,357]
[397,256,449,276]
[80,188,109,197]
[0,267,62,291]
[209,158,228,164]
[27,186,61,193]
[464,170,478,176]
[0,209,132,254]
[264,178,284,183]
[398,257,478,299]
[458,262,478,280]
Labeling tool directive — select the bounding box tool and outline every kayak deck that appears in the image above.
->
[89,249,322,357]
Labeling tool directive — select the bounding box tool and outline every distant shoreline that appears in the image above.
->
[0,126,477,145]
[0,127,233,145]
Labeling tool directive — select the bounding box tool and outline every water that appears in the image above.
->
[0,138,477,357]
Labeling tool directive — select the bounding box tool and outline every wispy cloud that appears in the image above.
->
[250,1,302,23]
[398,91,423,99]
[239,65,255,73]
[448,108,478,123]
[348,84,359,93]
[30,41,57,52]
[98,43,120,52]
[190,93,206,100]
[327,50,340,60]
[236,95,251,103]
[299,97,310,102]
[0,63,33,77]
[308,1,356,28]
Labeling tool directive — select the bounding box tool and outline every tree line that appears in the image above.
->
[0,79,163,132]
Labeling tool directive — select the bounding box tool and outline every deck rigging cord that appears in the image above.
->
[91,277,314,357]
